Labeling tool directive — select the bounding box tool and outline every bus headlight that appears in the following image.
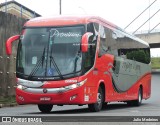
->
[17,78,43,87]
[17,85,27,90]
[64,79,87,90]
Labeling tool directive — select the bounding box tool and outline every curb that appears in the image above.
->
[0,103,18,108]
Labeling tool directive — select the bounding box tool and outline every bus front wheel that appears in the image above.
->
[38,104,53,113]
[88,87,104,112]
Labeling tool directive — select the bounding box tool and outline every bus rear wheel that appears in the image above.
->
[133,88,142,106]
[38,104,53,113]
[88,87,103,112]
[127,88,142,106]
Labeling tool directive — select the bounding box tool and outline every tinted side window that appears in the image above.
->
[114,31,150,64]
[99,26,118,57]
[97,24,150,64]
[84,23,97,70]
[99,25,107,56]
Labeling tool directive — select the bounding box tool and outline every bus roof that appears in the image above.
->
[24,15,116,28]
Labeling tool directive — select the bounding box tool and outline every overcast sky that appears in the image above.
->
[9,0,160,32]
[1,0,160,57]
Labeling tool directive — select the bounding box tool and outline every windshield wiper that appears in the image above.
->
[28,47,46,80]
[50,46,64,79]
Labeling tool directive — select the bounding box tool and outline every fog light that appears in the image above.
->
[70,95,77,101]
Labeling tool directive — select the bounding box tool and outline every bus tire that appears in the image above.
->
[38,104,53,113]
[88,87,103,112]
[127,88,142,106]
[133,88,142,106]
[102,102,108,109]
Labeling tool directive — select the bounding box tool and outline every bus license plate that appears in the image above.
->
[40,97,51,101]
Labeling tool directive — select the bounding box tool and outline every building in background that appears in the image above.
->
[0,0,41,19]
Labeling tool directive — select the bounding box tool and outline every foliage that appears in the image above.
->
[126,49,150,64]
[0,96,16,104]
[151,57,160,69]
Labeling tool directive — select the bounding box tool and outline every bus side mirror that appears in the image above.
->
[81,32,93,53]
[6,35,20,55]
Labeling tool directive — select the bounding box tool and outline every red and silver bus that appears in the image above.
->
[6,16,151,112]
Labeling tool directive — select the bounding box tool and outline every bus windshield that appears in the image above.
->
[17,26,84,80]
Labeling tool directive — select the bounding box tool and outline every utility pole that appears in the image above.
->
[59,0,61,15]
[5,0,7,13]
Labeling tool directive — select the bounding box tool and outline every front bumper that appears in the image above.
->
[16,86,86,105]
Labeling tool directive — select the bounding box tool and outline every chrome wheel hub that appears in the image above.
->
[97,93,102,105]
